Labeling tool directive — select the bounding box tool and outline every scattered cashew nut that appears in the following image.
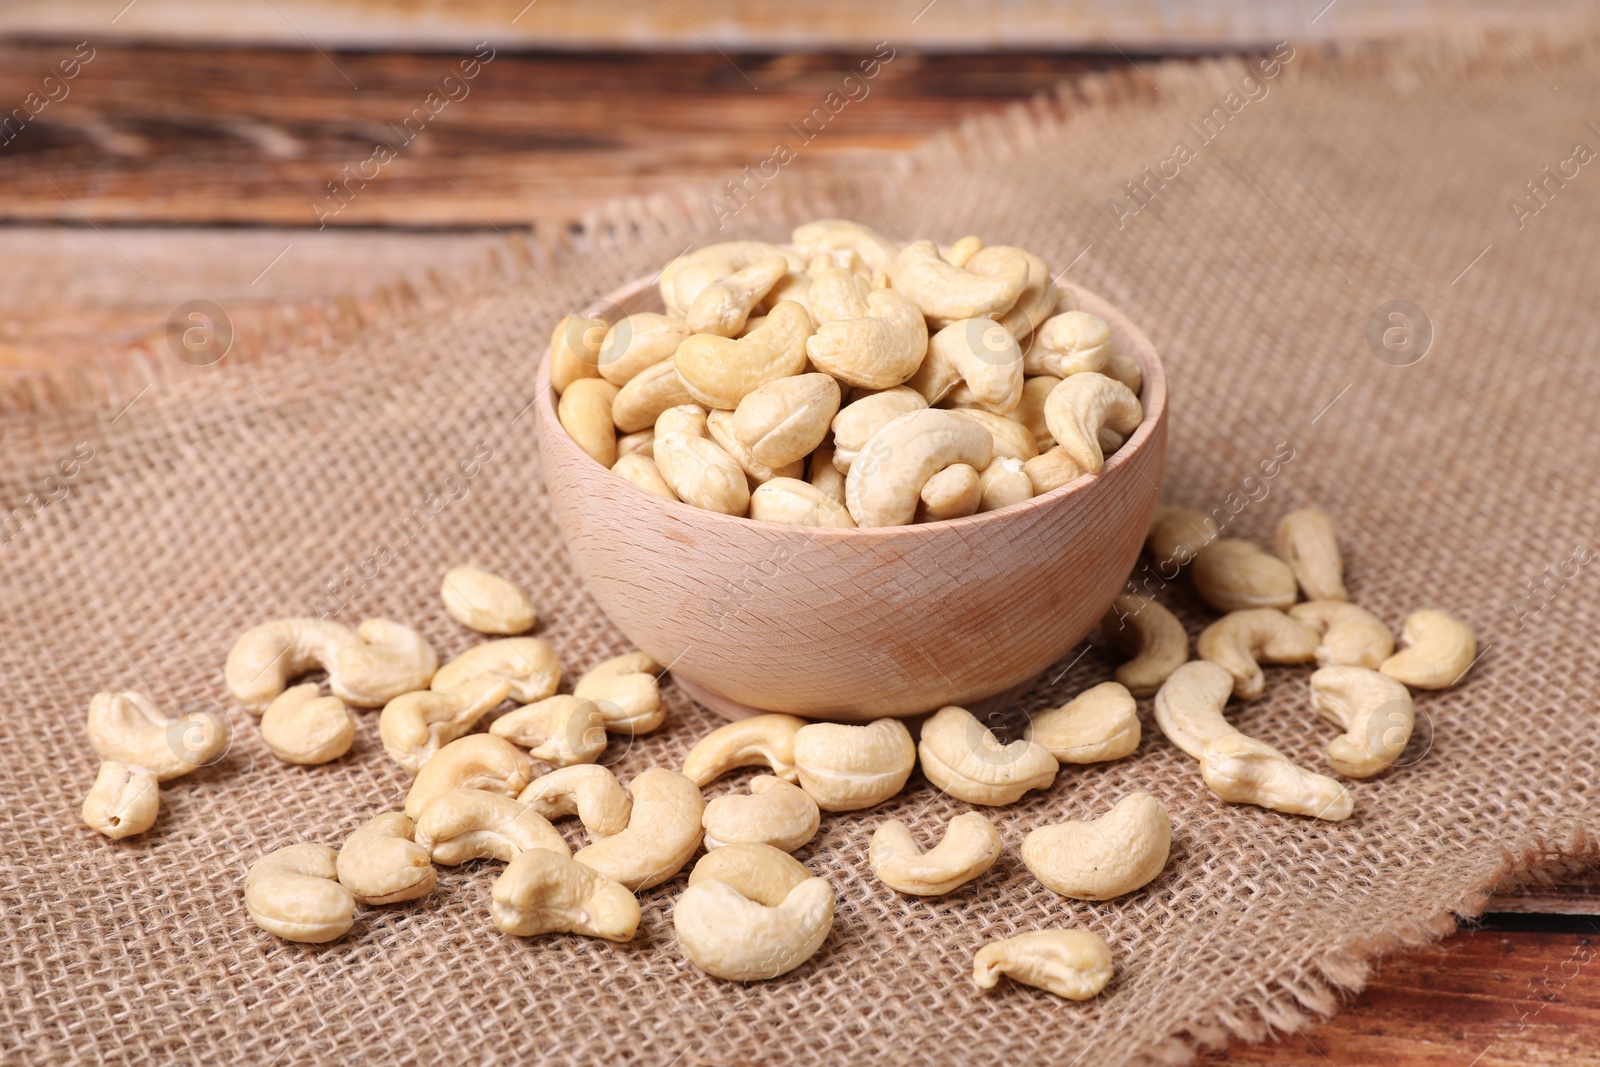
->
[675,848,834,981]
[1288,600,1395,669]
[489,694,608,767]
[1024,681,1141,763]
[335,812,436,905]
[378,673,512,773]
[244,843,355,943]
[682,713,807,786]
[1197,608,1320,700]
[1146,505,1219,566]
[702,775,821,852]
[1020,793,1171,900]
[518,764,633,839]
[917,705,1059,806]
[81,761,159,840]
[573,651,664,734]
[792,718,917,812]
[430,636,561,704]
[412,788,570,864]
[1200,732,1354,821]
[260,683,356,765]
[1379,609,1477,689]
[1101,594,1188,697]
[403,734,532,819]
[869,812,1001,896]
[571,768,705,890]
[1309,666,1416,778]
[86,690,229,780]
[1190,539,1299,612]
[490,848,640,941]
[440,564,538,635]
[973,929,1114,1001]
[1274,508,1348,601]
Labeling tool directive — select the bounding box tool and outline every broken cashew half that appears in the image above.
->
[378,673,512,774]
[1274,508,1348,601]
[1020,793,1171,900]
[440,564,538,635]
[403,734,532,819]
[412,788,570,865]
[518,764,633,839]
[1289,600,1394,669]
[1379,609,1477,690]
[1042,372,1141,474]
[792,718,917,812]
[869,812,1001,896]
[245,843,355,943]
[1197,608,1320,700]
[572,768,705,890]
[682,714,807,787]
[490,848,640,941]
[1309,666,1416,778]
[702,775,821,852]
[973,929,1114,1001]
[429,636,561,704]
[844,408,993,527]
[1024,681,1141,764]
[81,761,159,840]
[335,812,436,905]
[86,690,230,780]
[918,705,1059,806]
[675,848,834,981]
[1101,594,1188,697]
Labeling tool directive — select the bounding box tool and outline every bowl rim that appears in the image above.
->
[536,272,1167,540]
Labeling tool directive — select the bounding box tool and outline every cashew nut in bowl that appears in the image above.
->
[1288,600,1394,669]
[1042,372,1141,474]
[791,219,899,274]
[412,788,570,865]
[1380,609,1477,689]
[1152,661,1240,759]
[1274,508,1348,601]
[662,241,802,317]
[81,761,159,840]
[943,234,983,268]
[807,262,872,324]
[706,408,804,487]
[805,288,929,390]
[260,684,356,765]
[596,312,690,385]
[1103,350,1143,393]
[702,776,821,852]
[1190,540,1298,612]
[914,462,983,522]
[1200,733,1354,821]
[440,564,538,635]
[1309,666,1416,778]
[967,246,1056,340]
[889,239,1027,325]
[675,301,812,410]
[557,377,620,467]
[1100,594,1188,697]
[429,637,561,704]
[335,813,436,905]
[869,812,1001,896]
[572,651,664,734]
[730,373,841,468]
[572,768,705,890]
[403,734,532,819]
[518,764,632,839]
[1023,446,1087,495]
[792,718,917,812]
[926,318,1023,413]
[1197,608,1320,700]
[547,313,604,396]
[1146,505,1219,567]
[1020,793,1171,900]
[682,714,807,786]
[490,848,640,941]
[675,854,835,981]
[1022,311,1114,379]
[750,478,858,528]
[489,695,608,767]
[332,619,438,707]
[1024,681,1141,763]
[657,413,754,515]
[611,453,679,501]
[245,843,355,943]
[844,409,993,527]
[917,706,1059,806]
[1011,375,1060,452]
[379,673,512,774]
[86,690,230,780]
[224,618,359,714]
[973,929,1114,1001]
[611,357,695,434]
[686,254,789,337]
[808,443,847,503]
[978,457,1034,512]
[829,387,928,472]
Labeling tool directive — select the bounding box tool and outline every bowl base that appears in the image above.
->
[674,673,1046,724]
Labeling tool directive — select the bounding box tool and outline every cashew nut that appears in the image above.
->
[1020,793,1171,900]
[440,564,537,635]
[260,684,356,765]
[792,219,899,273]
[1012,375,1060,452]
[86,690,229,780]
[1197,608,1320,700]
[1023,445,1087,495]
[611,453,679,501]
[596,312,690,385]
[978,457,1034,512]
[806,262,872,323]
[675,301,812,409]
[1101,595,1188,697]
[547,313,604,395]
[889,239,1027,325]
[489,695,608,767]
[702,775,821,852]
[244,843,355,943]
[329,618,438,707]
[792,718,917,812]
[224,617,357,714]
[430,636,561,704]
[611,357,695,433]
[573,651,664,734]
[706,408,804,486]
[683,714,807,786]
[869,812,1001,896]
[1151,660,1240,759]
[730,373,841,468]
[1022,311,1113,379]
[335,812,436,904]
[1288,600,1394,669]
[1274,507,1348,601]
[926,318,1024,413]
[1024,681,1141,763]
[1190,539,1299,612]
[1309,666,1415,778]
[412,788,570,864]
[1200,733,1354,821]
[403,734,532,819]
[1146,505,1220,567]
[518,764,632,839]
[379,675,512,774]
[675,854,834,981]
[945,235,983,268]
[656,410,753,514]
[829,387,927,472]
[808,443,847,503]
[805,288,929,390]
[688,842,810,904]
[571,768,705,890]
[966,246,1055,339]
[844,409,993,527]
[914,462,983,522]
[663,241,801,316]
[973,929,1114,1001]
[557,376,620,467]
[954,408,1039,463]
[1042,372,1141,474]
[917,706,1059,806]
[490,848,640,941]
[750,478,857,528]
[1379,609,1477,689]
[687,254,788,337]
[81,761,159,840]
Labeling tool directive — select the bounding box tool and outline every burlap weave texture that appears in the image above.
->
[2,39,1597,1067]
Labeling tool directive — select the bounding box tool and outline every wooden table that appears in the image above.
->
[2,42,1595,1063]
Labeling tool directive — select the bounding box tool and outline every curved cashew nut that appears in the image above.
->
[81,761,159,840]
[682,713,807,786]
[440,564,537,635]
[1152,660,1240,759]
[954,409,1038,463]
[702,775,821,852]
[927,318,1023,413]
[792,718,917,812]
[558,376,620,467]
[675,301,812,409]
[412,788,570,865]
[332,619,438,707]
[335,812,436,905]
[687,254,789,337]
[547,313,604,395]
[978,457,1034,512]
[1274,508,1348,601]
[1023,445,1087,495]
[706,408,803,487]
[490,848,640,941]
[1200,733,1354,821]
[657,414,754,514]
[914,462,983,522]
[1020,793,1171,900]
[973,929,1114,1001]
[86,690,230,780]
[611,357,695,434]
[489,695,608,767]
[1379,609,1477,689]
[518,764,632,839]
[1101,594,1188,697]
[967,246,1056,340]
[792,219,899,274]
[1146,505,1220,567]
[662,241,802,316]
[730,373,841,469]
[675,865,834,981]
[1190,539,1299,612]
[809,444,847,503]
[572,768,705,890]
[804,289,928,390]
[869,812,1001,896]
[573,651,664,735]
[844,409,993,527]
[596,313,690,386]
[889,239,1027,325]
[430,636,561,704]
[944,235,983,268]
[829,387,927,472]
[1288,600,1394,669]
[1012,375,1059,452]
[244,843,355,943]
[379,674,511,773]
[260,684,356,765]
[1042,372,1141,474]
[750,478,858,528]
[917,706,1059,806]
[1197,608,1320,700]
[688,842,810,906]
[806,263,872,324]
[612,453,679,501]
[1104,350,1143,393]
[1309,666,1415,778]
[403,734,532,819]
[224,618,358,714]
[1022,311,1113,379]
[1024,681,1141,763]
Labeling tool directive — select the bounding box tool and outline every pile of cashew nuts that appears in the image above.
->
[552,219,1147,527]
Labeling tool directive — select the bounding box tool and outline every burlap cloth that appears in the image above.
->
[4,36,1598,1067]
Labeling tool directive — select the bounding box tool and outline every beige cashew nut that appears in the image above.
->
[329,619,438,707]
[86,690,229,780]
[973,929,1114,1001]
[490,848,640,941]
[1042,372,1142,474]
[1190,539,1299,612]
[675,301,812,409]
[1022,311,1114,379]
[1196,608,1320,700]
[596,312,690,385]
[617,428,652,460]
[967,245,1056,339]
[804,288,929,390]
[223,617,357,714]
[675,854,834,981]
[260,684,356,765]
[1024,681,1141,763]
[1151,660,1240,759]
[844,409,993,527]
[557,377,620,467]
[489,695,608,767]
[403,734,532,819]
[1308,666,1416,778]
[682,713,807,786]
[81,761,160,840]
[914,462,983,522]
[440,564,537,635]
[412,788,570,865]
[706,408,804,487]
[611,357,695,434]
[244,843,355,943]
[1012,374,1060,452]
[430,636,561,704]
[1146,505,1219,566]
[1379,609,1477,689]
[547,313,604,395]
[978,457,1034,512]
[730,373,841,469]
[889,239,1027,325]
[917,705,1059,806]
[792,219,899,273]
[1101,594,1189,697]
[869,812,1001,896]
[1200,733,1354,821]
[572,768,705,890]
[701,775,821,852]
[518,764,633,839]
[1288,600,1395,669]
[662,241,801,316]
[335,812,436,905]
[688,842,810,905]
[1274,508,1348,601]
[611,453,679,501]
[573,651,664,735]
[829,387,927,472]
[656,410,753,515]
[1020,793,1171,900]
[378,673,512,774]
[686,254,789,337]
[750,478,858,528]
[927,318,1024,413]
[1023,446,1088,495]
[792,718,917,812]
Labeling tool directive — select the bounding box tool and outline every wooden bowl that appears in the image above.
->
[535,276,1168,722]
